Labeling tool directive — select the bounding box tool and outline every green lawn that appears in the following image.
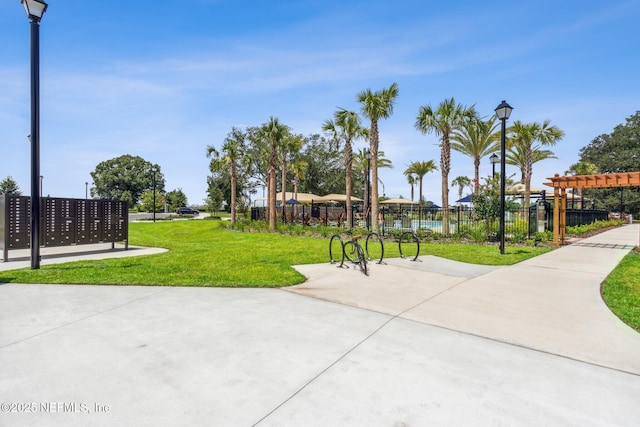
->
[0,220,550,287]
[602,251,640,332]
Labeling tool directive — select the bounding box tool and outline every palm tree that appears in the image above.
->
[406,173,417,203]
[206,129,245,225]
[358,82,399,232]
[279,133,304,207]
[508,120,564,211]
[353,148,394,212]
[451,176,471,205]
[289,159,308,217]
[451,117,500,193]
[322,109,369,227]
[404,160,438,208]
[258,117,289,231]
[415,97,477,235]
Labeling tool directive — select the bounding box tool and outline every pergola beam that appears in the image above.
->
[544,172,640,246]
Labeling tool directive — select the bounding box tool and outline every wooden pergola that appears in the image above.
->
[544,172,640,245]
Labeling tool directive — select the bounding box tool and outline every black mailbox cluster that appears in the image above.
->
[0,195,128,262]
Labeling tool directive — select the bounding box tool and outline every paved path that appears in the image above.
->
[1,226,639,426]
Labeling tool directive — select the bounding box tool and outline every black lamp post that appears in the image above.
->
[152,167,157,223]
[85,181,88,199]
[22,0,48,270]
[365,149,372,231]
[490,153,499,178]
[495,100,513,255]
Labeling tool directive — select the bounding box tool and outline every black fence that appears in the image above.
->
[249,204,609,240]
[1,195,128,262]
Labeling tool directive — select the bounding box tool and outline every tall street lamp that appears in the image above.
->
[365,149,372,231]
[85,181,88,199]
[495,100,513,255]
[152,166,157,223]
[22,0,48,269]
[490,153,499,178]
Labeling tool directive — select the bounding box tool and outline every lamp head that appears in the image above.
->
[364,149,372,161]
[494,100,513,120]
[21,0,48,21]
[490,153,500,165]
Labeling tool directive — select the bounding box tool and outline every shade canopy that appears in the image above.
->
[505,183,543,195]
[456,195,474,203]
[380,198,417,204]
[22,0,48,21]
[315,194,364,203]
[285,198,301,205]
[274,192,320,203]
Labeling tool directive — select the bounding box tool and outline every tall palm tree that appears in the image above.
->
[404,160,438,207]
[289,159,308,217]
[508,120,564,211]
[206,130,245,225]
[353,148,394,211]
[451,176,471,205]
[279,133,304,206]
[358,82,399,232]
[415,97,477,235]
[258,117,289,231]
[322,109,368,226]
[451,116,500,193]
[406,173,417,203]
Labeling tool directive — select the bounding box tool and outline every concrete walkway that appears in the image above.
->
[1,226,639,426]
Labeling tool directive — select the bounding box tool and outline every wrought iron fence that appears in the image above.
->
[249,204,609,242]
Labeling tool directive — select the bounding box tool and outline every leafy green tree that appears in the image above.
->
[404,160,438,207]
[451,117,500,193]
[139,190,166,213]
[579,111,640,213]
[205,185,224,214]
[0,176,21,195]
[358,82,399,232]
[322,109,369,226]
[91,155,164,206]
[296,133,343,196]
[166,189,188,212]
[507,120,564,211]
[416,97,477,235]
[472,176,501,237]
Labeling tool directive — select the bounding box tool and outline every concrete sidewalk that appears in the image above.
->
[0,243,167,271]
[1,226,639,426]
[291,224,640,375]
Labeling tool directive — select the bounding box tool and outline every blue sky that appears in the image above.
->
[1,0,639,205]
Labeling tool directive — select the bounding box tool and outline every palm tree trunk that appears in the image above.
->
[268,143,278,231]
[523,149,533,212]
[370,120,380,233]
[441,134,451,235]
[474,157,481,194]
